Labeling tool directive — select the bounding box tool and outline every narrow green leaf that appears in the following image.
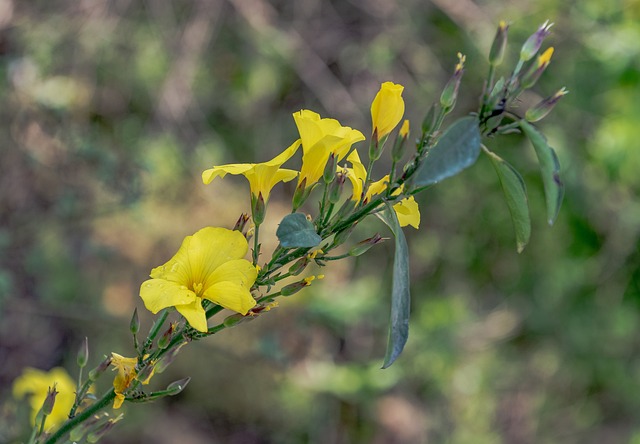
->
[484,148,531,253]
[276,213,321,248]
[412,116,481,187]
[377,203,411,369]
[519,120,564,225]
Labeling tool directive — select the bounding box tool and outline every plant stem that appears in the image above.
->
[44,389,116,444]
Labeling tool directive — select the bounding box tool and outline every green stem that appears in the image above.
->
[140,310,169,362]
[252,224,261,266]
[44,389,116,444]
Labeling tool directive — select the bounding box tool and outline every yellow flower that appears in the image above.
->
[12,367,76,430]
[341,150,420,228]
[140,227,258,332]
[370,82,405,139]
[202,140,301,202]
[293,109,365,190]
[110,353,138,409]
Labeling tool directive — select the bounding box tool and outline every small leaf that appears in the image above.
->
[412,116,481,187]
[377,203,411,369]
[276,213,321,248]
[520,121,564,225]
[484,148,531,253]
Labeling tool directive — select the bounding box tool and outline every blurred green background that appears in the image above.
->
[2,0,640,443]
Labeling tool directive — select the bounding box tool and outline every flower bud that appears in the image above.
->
[323,153,337,184]
[292,178,310,211]
[489,21,509,66]
[440,53,466,111]
[520,47,554,89]
[525,87,568,122]
[157,323,175,350]
[166,377,191,396]
[88,355,112,382]
[233,213,250,232]
[288,256,310,276]
[223,313,245,327]
[281,276,316,296]
[42,384,58,416]
[77,337,89,368]
[348,234,385,257]
[251,192,267,226]
[392,120,410,162]
[421,103,437,135]
[371,82,405,140]
[129,308,140,335]
[520,20,553,62]
[328,171,346,204]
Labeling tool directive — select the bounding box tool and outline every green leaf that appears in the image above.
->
[412,116,481,187]
[519,120,564,225]
[377,203,411,369]
[484,148,531,253]
[276,213,321,248]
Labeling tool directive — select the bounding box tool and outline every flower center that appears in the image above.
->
[192,282,204,297]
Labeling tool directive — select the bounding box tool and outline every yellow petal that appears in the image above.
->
[205,259,257,290]
[371,82,405,138]
[203,281,257,315]
[140,279,197,313]
[175,298,209,332]
[113,393,125,409]
[181,227,249,286]
[202,163,254,185]
[367,175,390,201]
[394,196,421,229]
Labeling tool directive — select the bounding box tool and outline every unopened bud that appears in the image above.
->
[520,47,554,89]
[440,53,466,110]
[251,192,267,226]
[392,120,410,162]
[525,87,568,122]
[89,355,112,382]
[288,256,310,276]
[233,213,251,232]
[129,308,140,336]
[421,104,437,135]
[77,337,89,368]
[292,178,310,211]
[42,384,58,416]
[368,129,384,161]
[348,234,385,257]
[223,313,245,327]
[281,276,315,296]
[323,153,338,184]
[520,20,553,62]
[157,323,175,350]
[166,377,191,396]
[489,21,509,66]
[328,172,346,204]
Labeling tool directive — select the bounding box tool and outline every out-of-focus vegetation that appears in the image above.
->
[1,0,640,443]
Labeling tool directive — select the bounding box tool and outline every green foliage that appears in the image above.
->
[484,148,531,253]
[377,204,411,369]
[411,116,482,188]
[276,213,322,248]
[520,120,565,225]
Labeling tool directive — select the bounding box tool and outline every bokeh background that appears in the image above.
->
[1,0,640,443]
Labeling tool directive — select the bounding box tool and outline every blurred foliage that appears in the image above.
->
[2,0,640,443]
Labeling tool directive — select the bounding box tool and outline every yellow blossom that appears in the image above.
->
[341,150,420,228]
[202,140,301,202]
[293,109,365,190]
[370,82,405,139]
[110,353,142,409]
[140,227,258,332]
[12,367,76,430]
